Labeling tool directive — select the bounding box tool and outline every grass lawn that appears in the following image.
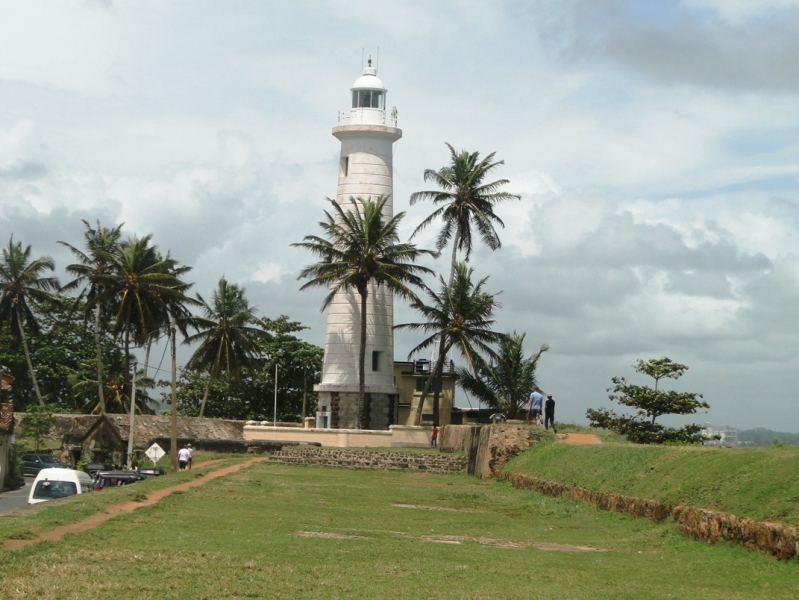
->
[1,461,798,599]
[0,453,246,544]
[504,441,799,526]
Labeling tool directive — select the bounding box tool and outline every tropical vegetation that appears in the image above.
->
[456,331,548,417]
[586,358,711,444]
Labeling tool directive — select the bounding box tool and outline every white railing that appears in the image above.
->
[337,106,398,127]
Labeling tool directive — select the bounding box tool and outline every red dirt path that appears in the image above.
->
[3,457,265,552]
[559,433,602,445]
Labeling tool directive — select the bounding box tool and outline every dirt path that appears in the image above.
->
[559,433,602,445]
[3,457,266,552]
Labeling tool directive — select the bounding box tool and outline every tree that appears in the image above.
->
[456,332,548,417]
[410,143,519,279]
[175,316,324,422]
[21,405,55,452]
[87,235,194,406]
[397,263,504,426]
[586,357,710,444]
[293,196,435,429]
[0,237,60,406]
[59,220,124,414]
[254,315,324,421]
[409,144,519,420]
[184,278,263,417]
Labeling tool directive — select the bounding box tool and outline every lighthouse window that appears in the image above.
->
[352,90,384,109]
[372,351,380,372]
[341,156,349,177]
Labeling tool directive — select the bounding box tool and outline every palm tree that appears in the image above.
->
[456,332,548,417]
[70,357,156,415]
[410,144,518,419]
[0,237,60,406]
[396,263,504,426]
[184,278,263,418]
[87,235,194,405]
[293,196,435,429]
[59,220,123,414]
[410,143,519,282]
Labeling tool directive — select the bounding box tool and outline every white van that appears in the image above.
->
[28,468,94,505]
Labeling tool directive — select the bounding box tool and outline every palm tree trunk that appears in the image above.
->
[143,333,154,378]
[123,312,131,414]
[17,309,45,406]
[357,288,368,430]
[413,340,452,426]
[448,230,460,286]
[93,305,106,415]
[199,375,212,418]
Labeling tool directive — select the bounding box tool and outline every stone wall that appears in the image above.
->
[499,472,799,560]
[441,424,541,478]
[267,446,467,474]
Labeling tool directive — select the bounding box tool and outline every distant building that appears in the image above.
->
[394,359,456,426]
[703,425,738,447]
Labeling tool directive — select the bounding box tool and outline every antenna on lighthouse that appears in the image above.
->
[361,48,364,69]
[376,47,380,71]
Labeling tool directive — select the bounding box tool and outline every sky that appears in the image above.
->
[1,0,798,431]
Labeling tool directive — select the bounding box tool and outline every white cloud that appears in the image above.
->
[1,2,798,431]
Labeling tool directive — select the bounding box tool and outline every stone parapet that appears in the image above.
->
[266,447,467,473]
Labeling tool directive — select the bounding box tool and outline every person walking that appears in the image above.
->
[186,443,193,470]
[178,445,191,471]
[544,393,557,433]
[528,386,543,426]
[431,425,439,448]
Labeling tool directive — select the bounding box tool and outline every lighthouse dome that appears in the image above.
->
[351,64,386,92]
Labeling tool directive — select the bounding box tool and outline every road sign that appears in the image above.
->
[145,442,166,464]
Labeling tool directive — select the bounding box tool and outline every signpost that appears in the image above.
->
[145,442,166,466]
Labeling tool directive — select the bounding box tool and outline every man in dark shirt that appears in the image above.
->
[544,393,557,433]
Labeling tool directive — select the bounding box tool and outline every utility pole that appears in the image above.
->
[170,319,178,473]
[126,361,137,470]
[273,362,278,427]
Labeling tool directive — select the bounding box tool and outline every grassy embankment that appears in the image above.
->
[2,461,798,598]
[504,432,799,526]
[0,451,246,544]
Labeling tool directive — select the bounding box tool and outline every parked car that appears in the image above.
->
[94,470,148,489]
[20,453,70,477]
[137,467,165,477]
[82,463,112,478]
[28,468,94,504]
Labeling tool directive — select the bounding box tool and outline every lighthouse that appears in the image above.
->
[314,60,402,430]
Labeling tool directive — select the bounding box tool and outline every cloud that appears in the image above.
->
[548,0,799,92]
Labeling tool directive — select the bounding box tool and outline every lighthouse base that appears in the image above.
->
[315,386,399,430]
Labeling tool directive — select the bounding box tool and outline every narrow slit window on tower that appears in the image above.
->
[341,156,349,177]
[372,351,380,372]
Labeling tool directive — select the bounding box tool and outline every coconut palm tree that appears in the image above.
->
[396,263,504,426]
[410,144,519,419]
[70,356,156,415]
[293,196,435,429]
[59,220,123,414]
[410,143,519,281]
[86,235,194,404]
[184,278,263,418]
[0,237,60,406]
[456,332,548,417]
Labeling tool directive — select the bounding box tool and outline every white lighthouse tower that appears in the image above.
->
[314,60,402,430]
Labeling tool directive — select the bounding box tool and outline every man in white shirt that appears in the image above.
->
[178,445,191,471]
